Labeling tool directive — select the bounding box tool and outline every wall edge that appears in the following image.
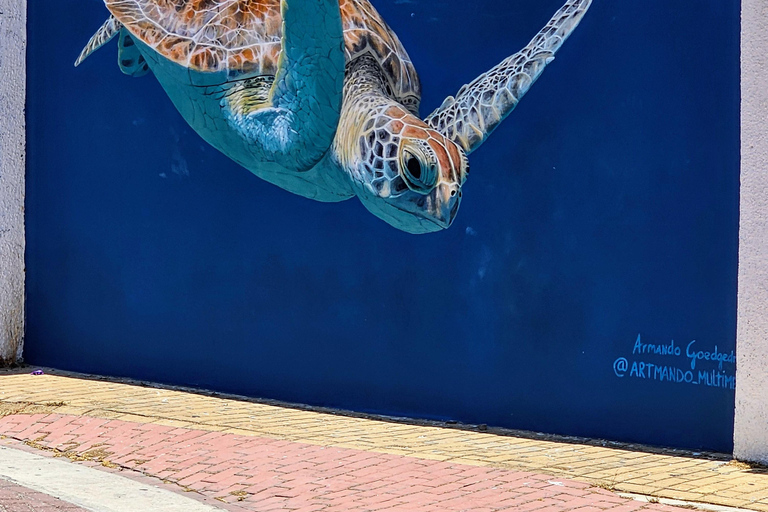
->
[0,0,27,366]
[734,0,768,464]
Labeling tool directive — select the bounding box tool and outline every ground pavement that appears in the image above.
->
[0,479,88,512]
[0,368,766,512]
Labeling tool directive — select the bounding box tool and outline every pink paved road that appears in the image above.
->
[0,479,88,512]
[0,414,681,512]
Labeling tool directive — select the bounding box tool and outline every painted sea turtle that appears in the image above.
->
[77,0,591,234]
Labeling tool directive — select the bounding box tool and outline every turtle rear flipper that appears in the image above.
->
[75,15,120,67]
[75,16,150,78]
[118,32,150,78]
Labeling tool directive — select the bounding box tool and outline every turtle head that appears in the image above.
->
[341,105,469,234]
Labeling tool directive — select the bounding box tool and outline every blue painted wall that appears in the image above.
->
[25,0,740,452]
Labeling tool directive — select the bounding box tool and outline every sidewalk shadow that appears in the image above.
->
[0,366,42,376]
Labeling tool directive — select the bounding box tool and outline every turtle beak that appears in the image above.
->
[432,183,461,228]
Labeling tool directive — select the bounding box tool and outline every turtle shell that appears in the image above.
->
[106,0,421,105]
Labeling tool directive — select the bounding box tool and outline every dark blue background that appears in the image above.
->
[25,0,741,451]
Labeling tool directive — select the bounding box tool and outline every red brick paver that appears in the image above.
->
[0,414,683,511]
[0,479,87,512]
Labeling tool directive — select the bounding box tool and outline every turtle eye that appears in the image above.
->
[407,155,422,180]
[402,150,438,194]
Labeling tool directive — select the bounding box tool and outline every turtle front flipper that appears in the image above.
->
[425,0,591,154]
[226,0,346,171]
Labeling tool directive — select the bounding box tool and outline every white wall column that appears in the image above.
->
[735,0,768,464]
[0,0,26,365]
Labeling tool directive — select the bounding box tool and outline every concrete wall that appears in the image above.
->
[734,0,768,464]
[25,0,740,453]
[6,0,765,455]
[0,0,26,365]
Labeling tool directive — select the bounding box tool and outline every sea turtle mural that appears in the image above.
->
[77,0,591,234]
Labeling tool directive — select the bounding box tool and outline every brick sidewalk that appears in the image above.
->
[0,479,87,512]
[1,370,766,511]
[0,415,678,512]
